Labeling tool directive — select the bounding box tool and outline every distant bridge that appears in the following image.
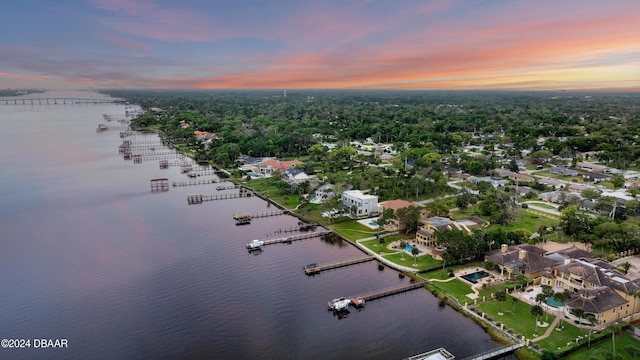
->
[0,98,125,105]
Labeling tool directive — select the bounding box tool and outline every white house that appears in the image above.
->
[341,190,379,218]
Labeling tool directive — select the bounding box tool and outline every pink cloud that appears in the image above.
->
[101,35,154,54]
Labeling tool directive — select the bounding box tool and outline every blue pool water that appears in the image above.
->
[547,297,565,308]
[404,245,423,254]
[369,221,379,226]
[461,271,490,284]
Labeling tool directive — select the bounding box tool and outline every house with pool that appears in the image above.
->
[484,243,640,326]
[540,257,640,325]
[485,243,560,279]
[378,199,428,231]
[413,216,486,260]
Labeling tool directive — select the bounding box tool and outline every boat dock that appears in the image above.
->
[258,230,332,247]
[187,188,252,204]
[348,281,428,307]
[304,256,376,275]
[233,213,252,225]
[173,179,219,187]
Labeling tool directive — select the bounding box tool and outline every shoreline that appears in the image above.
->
[138,123,525,357]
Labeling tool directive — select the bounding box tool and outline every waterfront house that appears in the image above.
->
[485,244,560,279]
[378,199,427,231]
[415,216,485,249]
[341,190,380,218]
[282,168,310,183]
[541,257,640,324]
[314,184,336,203]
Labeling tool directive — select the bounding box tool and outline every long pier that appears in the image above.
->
[348,281,428,307]
[459,343,524,360]
[249,210,289,219]
[260,230,332,246]
[304,256,376,275]
[187,189,252,204]
[0,98,124,105]
[173,179,219,187]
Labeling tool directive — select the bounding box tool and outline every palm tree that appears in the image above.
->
[630,289,640,316]
[608,322,624,357]
[411,246,420,266]
[587,314,597,348]
[552,291,566,330]
[535,293,549,323]
[511,296,518,314]
[573,307,586,336]
[541,285,554,322]
[530,305,544,336]
[496,291,507,315]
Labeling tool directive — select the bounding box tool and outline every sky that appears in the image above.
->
[1,0,639,91]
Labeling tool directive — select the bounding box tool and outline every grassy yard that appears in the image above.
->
[534,321,583,353]
[477,282,528,300]
[429,278,474,304]
[491,210,559,234]
[477,296,556,339]
[561,331,640,360]
[382,252,442,271]
[329,221,379,243]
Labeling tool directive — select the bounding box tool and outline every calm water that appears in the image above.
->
[0,90,498,360]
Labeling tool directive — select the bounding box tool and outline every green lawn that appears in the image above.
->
[382,252,442,271]
[429,278,474,303]
[534,321,583,352]
[477,282,528,300]
[329,221,379,242]
[561,331,640,360]
[491,210,559,234]
[477,296,556,339]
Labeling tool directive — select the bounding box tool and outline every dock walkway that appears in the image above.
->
[304,256,376,275]
[348,281,428,307]
[458,343,525,360]
[259,230,332,247]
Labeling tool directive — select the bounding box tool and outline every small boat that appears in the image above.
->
[328,297,351,311]
[246,239,264,250]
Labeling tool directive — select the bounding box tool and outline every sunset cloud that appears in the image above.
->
[1,0,638,90]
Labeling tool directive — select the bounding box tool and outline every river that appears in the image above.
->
[0,90,499,360]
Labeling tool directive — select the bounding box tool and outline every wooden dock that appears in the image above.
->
[247,210,289,219]
[348,281,428,307]
[187,189,252,204]
[304,256,376,275]
[173,179,219,187]
[258,230,332,247]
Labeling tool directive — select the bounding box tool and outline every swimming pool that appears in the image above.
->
[404,244,423,254]
[547,297,565,308]
[369,221,379,226]
[461,271,490,284]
